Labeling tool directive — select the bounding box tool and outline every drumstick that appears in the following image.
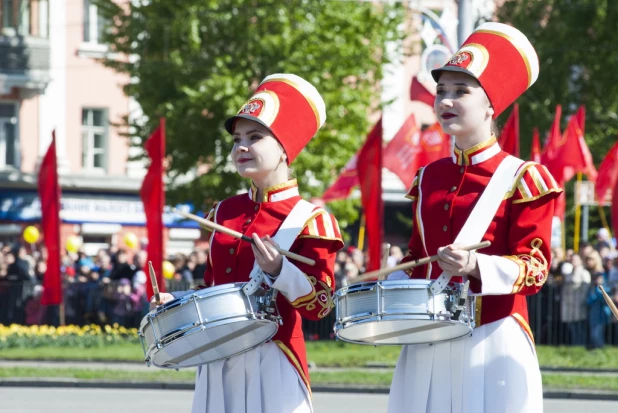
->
[355,241,491,283]
[598,285,618,320]
[148,261,161,305]
[172,208,316,266]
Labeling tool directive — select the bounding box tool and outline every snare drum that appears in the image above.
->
[334,279,474,345]
[139,283,280,369]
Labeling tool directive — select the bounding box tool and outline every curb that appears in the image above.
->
[3,379,618,401]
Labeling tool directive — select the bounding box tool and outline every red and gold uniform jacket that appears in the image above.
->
[402,136,562,343]
[201,180,343,393]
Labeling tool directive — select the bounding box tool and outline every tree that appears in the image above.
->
[496,0,618,244]
[96,0,405,232]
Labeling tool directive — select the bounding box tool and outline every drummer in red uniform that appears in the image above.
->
[387,23,562,413]
[153,74,343,413]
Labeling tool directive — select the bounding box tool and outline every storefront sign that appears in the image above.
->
[0,190,201,227]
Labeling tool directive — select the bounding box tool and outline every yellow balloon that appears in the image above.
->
[66,235,82,253]
[162,261,175,279]
[124,232,138,249]
[23,226,40,244]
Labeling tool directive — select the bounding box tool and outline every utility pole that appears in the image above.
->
[457,0,475,46]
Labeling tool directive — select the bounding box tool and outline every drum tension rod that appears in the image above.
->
[452,280,470,321]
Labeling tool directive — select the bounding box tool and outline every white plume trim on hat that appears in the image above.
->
[475,22,539,87]
[261,73,327,128]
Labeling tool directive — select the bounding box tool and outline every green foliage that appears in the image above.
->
[94,0,406,227]
[496,0,618,245]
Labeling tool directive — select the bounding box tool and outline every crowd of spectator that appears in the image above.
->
[2,231,618,349]
[0,243,206,328]
[541,228,618,349]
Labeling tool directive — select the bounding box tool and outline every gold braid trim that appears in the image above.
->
[292,276,334,319]
[518,238,548,288]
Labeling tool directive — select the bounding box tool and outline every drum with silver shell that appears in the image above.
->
[334,279,474,345]
[139,282,280,369]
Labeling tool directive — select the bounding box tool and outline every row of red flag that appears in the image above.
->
[38,119,167,306]
[36,96,618,301]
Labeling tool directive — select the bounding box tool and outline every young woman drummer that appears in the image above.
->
[152,74,343,413]
[387,23,562,413]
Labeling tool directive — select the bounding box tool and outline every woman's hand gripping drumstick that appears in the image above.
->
[172,208,316,266]
[148,261,174,310]
[598,285,618,321]
[356,241,491,282]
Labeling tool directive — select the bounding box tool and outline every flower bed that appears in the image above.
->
[0,324,140,349]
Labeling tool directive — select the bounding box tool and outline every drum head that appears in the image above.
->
[336,318,471,345]
[149,319,278,368]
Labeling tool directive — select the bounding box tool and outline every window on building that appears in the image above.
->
[0,103,18,168]
[82,108,108,172]
[0,0,48,37]
[83,0,108,44]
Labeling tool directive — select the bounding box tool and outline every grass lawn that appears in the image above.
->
[4,342,618,371]
[2,366,618,392]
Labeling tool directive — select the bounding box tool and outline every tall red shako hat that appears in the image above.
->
[225,74,326,164]
[431,22,539,118]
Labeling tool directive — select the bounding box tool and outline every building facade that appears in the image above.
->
[0,0,204,257]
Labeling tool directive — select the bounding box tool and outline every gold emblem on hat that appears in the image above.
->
[448,51,473,67]
[239,100,263,115]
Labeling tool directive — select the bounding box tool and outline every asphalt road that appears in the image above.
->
[1,388,617,413]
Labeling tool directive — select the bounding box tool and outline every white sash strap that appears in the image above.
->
[243,199,316,295]
[430,156,525,295]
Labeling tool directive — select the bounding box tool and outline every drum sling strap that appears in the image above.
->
[430,155,525,295]
[242,199,317,296]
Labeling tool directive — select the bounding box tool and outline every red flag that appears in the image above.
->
[357,119,383,272]
[383,118,449,188]
[574,106,597,182]
[322,153,359,202]
[38,132,62,306]
[542,105,563,181]
[498,104,519,157]
[530,127,541,163]
[140,118,166,297]
[595,141,618,205]
[410,76,435,107]
[612,181,618,241]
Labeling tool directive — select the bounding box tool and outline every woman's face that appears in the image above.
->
[434,71,494,137]
[231,119,286,180]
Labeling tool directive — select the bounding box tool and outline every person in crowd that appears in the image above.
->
[586,274,611,350]
[561,254,591,345]
[112,278,133,326]
[172,253,194,285]
[150,73,343,413]
[595,228,614,252]
[584,250,605,282]
[387,23,560,413]
[109,249,136,281]
[192,249,208,283]
[387,245,404,268]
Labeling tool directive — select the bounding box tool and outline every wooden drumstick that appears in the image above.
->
[598,285,618,321]
[355,240,492,283]
[148,261,161,305]
[172,208,316,266]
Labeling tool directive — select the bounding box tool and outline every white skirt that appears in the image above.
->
[191,341,312,413]
[388,316,543,413]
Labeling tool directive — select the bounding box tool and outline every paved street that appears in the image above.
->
[1,388,617,413]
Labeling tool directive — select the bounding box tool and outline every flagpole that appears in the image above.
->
[574,172,583,253]
[357,213,366,251]
[597,204,613,240]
